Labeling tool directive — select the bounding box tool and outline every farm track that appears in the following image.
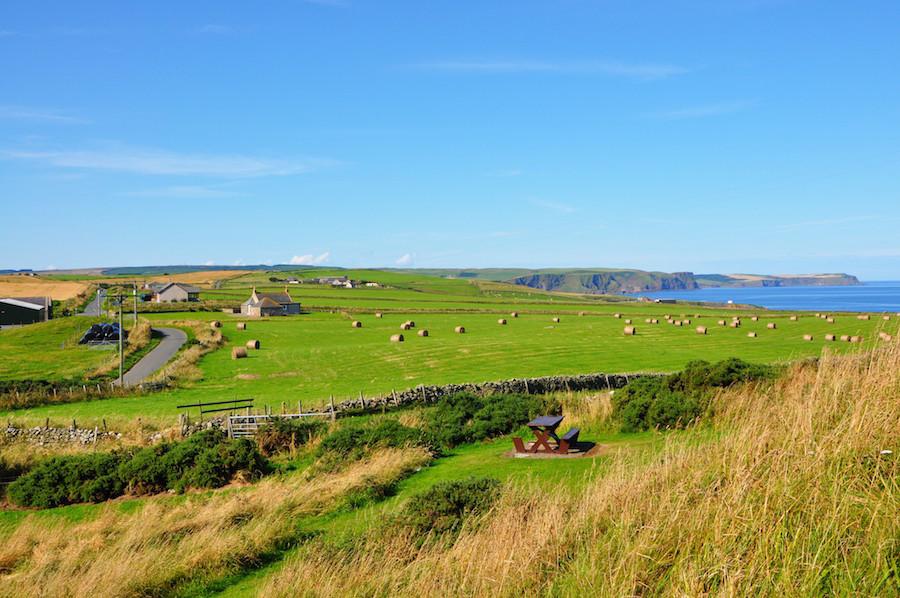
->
[118,327,187,387]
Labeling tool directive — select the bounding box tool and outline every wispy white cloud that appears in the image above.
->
[648,99,757,119]
[395,253,414,266]
[122,185,239,199]
[0,105,89,124]
[413,60,688,80]
[196,24,232,35]
[2,144,336,177]
[529,198,577,214]
[290,252,330,265]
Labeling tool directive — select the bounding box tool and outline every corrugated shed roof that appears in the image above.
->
[0,298,45,310]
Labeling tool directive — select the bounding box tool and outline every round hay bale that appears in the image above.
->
[789,315,798,321]
[210,320,222,329]
[857,314,870,320]
[803,334,813,341]
[246,340,260,350]
[815,312,821,317]
[232,347,247,359]
[883,315,891,321]
[683,319,691,325]
[390,334,404,342]
[400,322,411,331]
[624,319,632,325]
[695,314,702,318]
[767,323,777,329]
[664,314,670,319]
[623,325,636,336]
[825,334,836,341]
[498,318,507,325]
[751,316,759,322]
[674,321,683,327]
[552,317,560,323]
[826,317,835,323]
[511,311,519,318]
[651,318,659,324]
[351,320,362,328]
[840,335,850,342]
[613,313,621,319]
[579,311,587,316]
[730,321,741,328]
[418,329,429,337]
[696,326,707,335]
[645,318,652,324]
[718,320,727,326]
[407,320,416,328]
[454,326,466,334]
[850,335,862,343]
[747,332,757,338]
[375,312,383,318]
[236,322,247,330]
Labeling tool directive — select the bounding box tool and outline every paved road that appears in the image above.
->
[119,327,188,387]
[79,289,105,316]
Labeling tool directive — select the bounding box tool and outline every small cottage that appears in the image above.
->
[241,288,301,317]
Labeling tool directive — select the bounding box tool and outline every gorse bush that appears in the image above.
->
[425,392,549,448]
[318,419,430,464]
[401,477,502,535]
[256,417,327,456]
[613,358,776,432]
[8,430,269,507]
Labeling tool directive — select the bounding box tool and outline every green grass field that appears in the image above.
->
[2,303,889,427]
[0,317,111,382]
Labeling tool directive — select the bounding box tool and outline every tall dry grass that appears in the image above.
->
[261,342,899,596]
[0,448,431,597]
[150,320,225,383]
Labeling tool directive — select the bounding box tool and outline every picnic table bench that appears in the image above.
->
[513,415,580,455]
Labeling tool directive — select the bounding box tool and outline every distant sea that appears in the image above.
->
[630,281,900,312]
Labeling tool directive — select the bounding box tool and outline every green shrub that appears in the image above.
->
[8,452,127,508]
[425,392,546,448]
[8,430,270,508]
[401,477,501,535]
[256,417,326,456]
[318,419,429,463]
[613,358,775,432]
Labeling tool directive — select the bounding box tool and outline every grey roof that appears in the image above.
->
[0,298,46,310]
[158,283,201,294]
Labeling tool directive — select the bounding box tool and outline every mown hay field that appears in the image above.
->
[3,306,890,427]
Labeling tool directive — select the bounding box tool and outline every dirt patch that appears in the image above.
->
[0,276,88,301]
[237,374,260,380]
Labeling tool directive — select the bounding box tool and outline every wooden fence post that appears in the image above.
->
[330,395,336,421]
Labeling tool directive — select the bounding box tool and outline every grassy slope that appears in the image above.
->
[0,317,111,382]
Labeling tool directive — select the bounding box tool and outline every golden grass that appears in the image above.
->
[0,277,88,301]
[0,448,431,597]
[260,341,900,596]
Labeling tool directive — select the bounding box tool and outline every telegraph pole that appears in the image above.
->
[118,294,124,386]
[133,282,138,324]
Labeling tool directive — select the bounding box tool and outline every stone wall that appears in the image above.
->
[3,424,122,446]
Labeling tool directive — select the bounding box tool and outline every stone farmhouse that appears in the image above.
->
[241,288,301,317]
[153,283,201,303]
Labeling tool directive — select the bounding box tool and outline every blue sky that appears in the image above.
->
[1,1,899,279]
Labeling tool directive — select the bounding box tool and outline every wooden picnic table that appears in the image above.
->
[525,415,564,453]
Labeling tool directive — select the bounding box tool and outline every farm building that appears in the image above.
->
[154,283,201,303]
[0,296,52,326]
[241,288,301,317]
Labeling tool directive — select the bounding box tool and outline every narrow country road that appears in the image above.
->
[119,327,188,387]
[79,288,105,316]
